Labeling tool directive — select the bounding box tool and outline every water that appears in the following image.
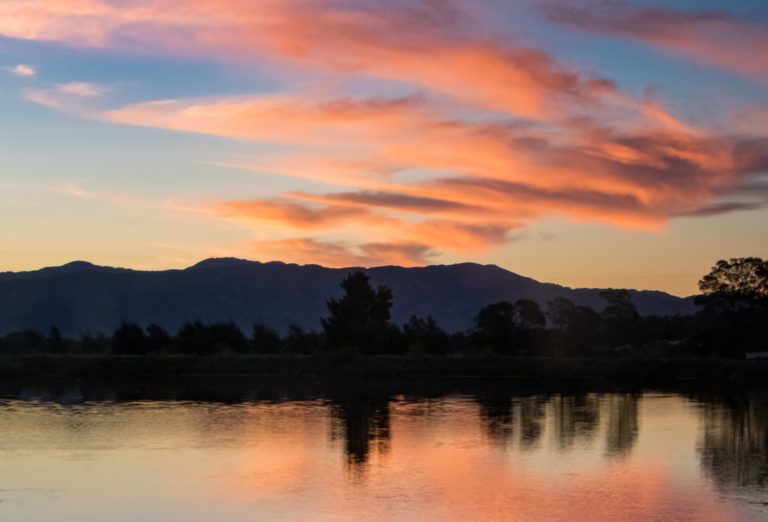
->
[0,382,766,521]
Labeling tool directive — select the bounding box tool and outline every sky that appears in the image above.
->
[0,0,767,296]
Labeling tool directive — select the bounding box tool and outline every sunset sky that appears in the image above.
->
[1,0,767,295]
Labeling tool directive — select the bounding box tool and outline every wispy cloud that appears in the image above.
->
[0,0,620,119]
[244,238,436,267]
[0,180,156,213]
[108,95,432,144]
[546,2,768,84]
[105,93,768,230]
[3,0,767,267]
[8,64,36,77]
[23,81,108,111]
[55,182,156,213]
[57,81,105,97]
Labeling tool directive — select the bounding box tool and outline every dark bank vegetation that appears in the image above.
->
[0,258,766,371]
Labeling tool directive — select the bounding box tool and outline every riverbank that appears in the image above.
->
[1,354,766,386]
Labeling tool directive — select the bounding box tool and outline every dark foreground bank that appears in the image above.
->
[2,354,767,389]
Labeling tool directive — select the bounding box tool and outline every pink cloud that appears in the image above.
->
[547,3,768,84]
[0,0,618,119]
[8,64,36,76]
[57,81,105,97]
[214,196,515,257]
[22,81,107,111]
[251,1,618,119]
[4,0,767,267]
[215,200,371,230]
[247,238,434,267]
[109,95,432,145]
[127,91,767,259]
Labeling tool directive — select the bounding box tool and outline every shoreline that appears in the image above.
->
[1,354,766,386]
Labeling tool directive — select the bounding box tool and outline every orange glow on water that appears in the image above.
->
[3,393,754,521]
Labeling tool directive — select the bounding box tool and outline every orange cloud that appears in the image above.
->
[0,1,618,119]
[547,3,768,84]
[246,238,434,267]
[215,200,370,230]
[289,191,484,217]
[5,0,768,267]
[251,2,618,119]
[0,0,249,48]
[215,197,514,260]
[109,95,432,145]
[139,88,768,262]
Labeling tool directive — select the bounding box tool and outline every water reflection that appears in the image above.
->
[0,382,766,521]
[477,392,516,445]
[550,394,601,450]
[330,394,391,466]
[605,394,640,457]
[519,395,547,448]
[699,394,768,490]
[476,393,640,457]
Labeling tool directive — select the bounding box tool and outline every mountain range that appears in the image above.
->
[0,258,697,336]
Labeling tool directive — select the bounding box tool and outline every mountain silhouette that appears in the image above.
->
[0,259,696,336]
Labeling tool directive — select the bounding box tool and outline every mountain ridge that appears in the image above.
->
[0,258,697,336]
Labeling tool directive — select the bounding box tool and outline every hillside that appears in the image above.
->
[0,259,697,336]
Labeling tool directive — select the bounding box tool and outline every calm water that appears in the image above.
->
[0,383,766,521]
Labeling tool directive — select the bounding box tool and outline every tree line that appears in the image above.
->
[1,257,766,358]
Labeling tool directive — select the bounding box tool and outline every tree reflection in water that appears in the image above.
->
[330,394,391,467]
[476,392,640,455]
[320,386,765,493]
[551,394,601,450]
[477,392,515,445]
[604,394,640,457]
[477,394,550,449]
[519,396,548,449]
[699,394,768,490]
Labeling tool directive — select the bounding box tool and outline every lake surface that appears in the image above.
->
[0,382,766,521]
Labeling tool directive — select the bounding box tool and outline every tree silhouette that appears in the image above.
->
[178,321,250,355]
[547,297,577,330]
[403,315,450,355]
[694,258,768,357]
[145,323,173,353]
[252,323,281,354]
[283,324,321,354]
[475,299,545,355]
[600,289,640,347]
[0,330,46,354]
[176,321,212,355]
[546,298,600,355]
[697,257,768,311]
[322,271,395,353]
[112,322,149,355]
[514,299,546,329]
[601,289,639,322]
[46,325,67,354]
[209,321,249,353]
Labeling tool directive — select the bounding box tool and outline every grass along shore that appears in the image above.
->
[0,353,766,387]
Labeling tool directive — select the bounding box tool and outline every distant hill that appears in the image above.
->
[0,258,697,336]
